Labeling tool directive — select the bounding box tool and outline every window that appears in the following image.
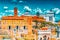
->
[57,26,59,37]
[32,30,35,34]
[49,16,53,21]
[8,26,11,30]
[23,26,26,29]
[16,26,19,30]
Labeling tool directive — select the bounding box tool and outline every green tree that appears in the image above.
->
[33,11,40,29]
[36,11,40,17]
[33,20,38,29]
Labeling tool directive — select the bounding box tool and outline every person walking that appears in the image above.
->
[40,38,42,40]
[43,35,47,40]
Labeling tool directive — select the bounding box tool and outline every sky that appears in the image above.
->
[0,0,60,22]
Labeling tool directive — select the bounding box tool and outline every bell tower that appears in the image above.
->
[14,7,18,16]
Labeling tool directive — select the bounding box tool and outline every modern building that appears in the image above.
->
[40,10,55,23]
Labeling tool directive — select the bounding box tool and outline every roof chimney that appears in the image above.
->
[14,7,18,16]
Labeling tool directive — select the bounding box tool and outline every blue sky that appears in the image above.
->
[0,0,60,22]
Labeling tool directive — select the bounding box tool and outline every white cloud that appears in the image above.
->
[18,10,20,13]
[2,13,5,16]
[9,10,14,12]
[44,10,54,13]
[52,8,60,14]
[18,13,21,16]
[5,10,13,12]
[52,8,59,11]
[38,9,42,13]
[33,9,36,12]
[5,10,8,12]
[0,12,5,18]
[19,0,23,3]
[5,10,20,13]
[24,6,31,11]
[43,9,46,10]
[33,8,42,13]
[0,12,5,17]
[19,13,21,14]
[45,10,50,13]
[9,14,13,16]
[0,15,2,18]
[56,10,60,14]
[4,6,8,9]
[0,12,3,15]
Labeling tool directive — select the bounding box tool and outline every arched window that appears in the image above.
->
[32,30,35,34]
[16,26,19,30]
[9,26,11,30]
[23,26,26,29]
